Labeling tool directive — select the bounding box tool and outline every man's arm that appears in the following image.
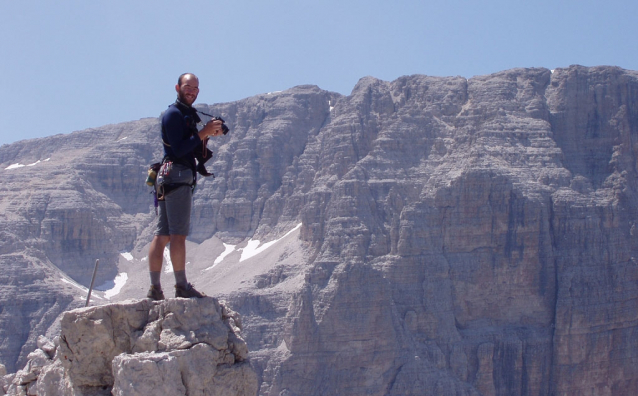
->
[163,109,202,158]
[163,110,225,157]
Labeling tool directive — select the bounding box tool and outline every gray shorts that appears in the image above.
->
[155,184,193,236]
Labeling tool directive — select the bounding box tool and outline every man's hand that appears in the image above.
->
[198,119,224,140]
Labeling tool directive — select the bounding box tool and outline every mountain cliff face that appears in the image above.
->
[1,65,638,395]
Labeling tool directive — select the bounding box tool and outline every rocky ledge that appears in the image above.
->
[0,298,258,396]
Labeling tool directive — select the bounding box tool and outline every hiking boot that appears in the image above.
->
[146,285,165,301]
[175,283,205,298]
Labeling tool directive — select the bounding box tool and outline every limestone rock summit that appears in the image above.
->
[1,297,257,396]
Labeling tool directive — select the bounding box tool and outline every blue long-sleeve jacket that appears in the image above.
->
[161,101,202,170]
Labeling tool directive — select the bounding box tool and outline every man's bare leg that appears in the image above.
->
[147,235,170,300]
[169,235,187,272]
[149,235,170,272]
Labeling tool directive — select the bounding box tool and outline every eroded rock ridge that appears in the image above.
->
[1,298,257,396]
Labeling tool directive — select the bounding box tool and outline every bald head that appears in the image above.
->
[178,73,198,87]
[175,73,200,106]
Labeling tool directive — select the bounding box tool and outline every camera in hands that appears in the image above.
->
[211,116,229,135]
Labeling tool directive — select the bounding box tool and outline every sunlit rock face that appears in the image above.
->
[2,298,257,396]
[250,66,638,395]
[2,66,638,395]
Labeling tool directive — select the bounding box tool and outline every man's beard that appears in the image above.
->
[178,91,196,106]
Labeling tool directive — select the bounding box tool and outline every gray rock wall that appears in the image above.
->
[254,66,638,395]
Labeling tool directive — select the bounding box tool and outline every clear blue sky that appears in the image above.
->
[1,0,636,146]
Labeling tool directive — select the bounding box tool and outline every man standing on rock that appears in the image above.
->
[147,73,224,300]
